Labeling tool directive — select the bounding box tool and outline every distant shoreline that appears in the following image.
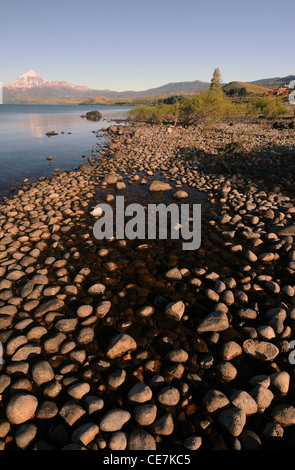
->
[0,103,133,107]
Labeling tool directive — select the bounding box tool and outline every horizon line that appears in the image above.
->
[2,70,295,92]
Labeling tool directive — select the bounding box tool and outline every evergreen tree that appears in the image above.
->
[238,87,247,97]
[210,68,222,90]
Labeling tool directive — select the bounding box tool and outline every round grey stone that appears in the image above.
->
[135,306,155,319]
[219,341,242,361]
[157,386,180,406]
[72,423,99,446]
[106,334,137,359]
[67,382,90,400]
[149,412,174,435]
[165,349,189,363]
[202,389,230,413]
[76,327,95,345]
[271,405,295,426]
[230,390,258,415]
[270,371,290,395]
[84,395,104,414]
[95,301,111,318]
[164,301,185,321]
[218,407,246,437]
[0,420,10,438]
[15,423,37,449]
[215,361,237,382]
[164,268,182,281]
[108,431,127,450]
[6,394,38,425]
[107,369,127,389]
[87,283,106,295]
[99,409,131,432]
[77,305,93,318]
[0,374,11,393]
[36,400,58,419]
[250,385,274,412]
[197,311,229,333]
[263,422,284,439]
[54,318,78,333]
[59,400,86,426]
[128,429,156,450]
[31,360,55,386]
[184,436,202,450]
[243,339,279,361]
[133,404,157,426]
[128,383,153,403]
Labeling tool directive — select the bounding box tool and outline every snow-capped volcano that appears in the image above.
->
[6,70,51,88]
[5,70,92,91]
[3,70,101,104]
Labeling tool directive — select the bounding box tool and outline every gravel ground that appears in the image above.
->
[1,117,295,451]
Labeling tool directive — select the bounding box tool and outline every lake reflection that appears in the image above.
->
[15,112,87,139]
[0,105,130,198]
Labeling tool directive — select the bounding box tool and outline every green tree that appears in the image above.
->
[210,68,222,90]
[238,87,247,97]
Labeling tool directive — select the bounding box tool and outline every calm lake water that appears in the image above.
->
[0,104,131,199]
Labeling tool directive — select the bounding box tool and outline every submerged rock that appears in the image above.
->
[85,110,102,121]
[149,180,172,192]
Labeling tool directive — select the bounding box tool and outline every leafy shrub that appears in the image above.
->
[248,97,287,118]
[178,88,245,125]
[130,103,179,124]
[130,88,246,126]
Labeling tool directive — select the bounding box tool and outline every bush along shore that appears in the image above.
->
[1,117,295,451]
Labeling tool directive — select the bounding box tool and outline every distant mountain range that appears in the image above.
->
[250,75,295,87]
[3,70,210,105]
[2,70,295,105]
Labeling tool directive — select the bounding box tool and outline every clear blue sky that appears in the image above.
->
[1,0,293,90]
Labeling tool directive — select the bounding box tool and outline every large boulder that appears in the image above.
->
[85,111,102,121]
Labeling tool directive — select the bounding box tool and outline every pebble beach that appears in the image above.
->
[1,116,295,451]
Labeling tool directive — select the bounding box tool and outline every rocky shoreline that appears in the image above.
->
[1,117,295,450]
